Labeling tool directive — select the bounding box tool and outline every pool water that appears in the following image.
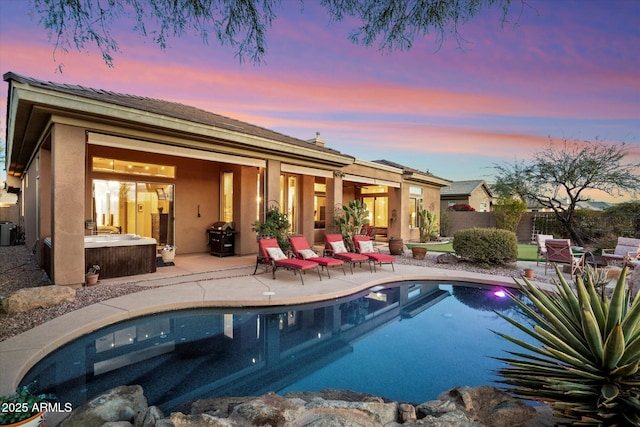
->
[20,281,537,411]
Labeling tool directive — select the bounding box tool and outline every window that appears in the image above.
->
[92,179,174,244]
[314,179,326,229]
[92,157,175,178]
[221,171,233,222]
[280,174,298,233]
[409,186,424,228]
[361,185,388,228]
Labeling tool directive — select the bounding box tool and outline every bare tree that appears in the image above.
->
[493,139,640,246]
[32,0,516,69]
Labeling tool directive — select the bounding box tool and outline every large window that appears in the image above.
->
[92,179,174,245]
[361,185,388,228]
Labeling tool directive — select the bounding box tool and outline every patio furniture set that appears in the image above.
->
[536,234,640,276]
[254,233,396,285]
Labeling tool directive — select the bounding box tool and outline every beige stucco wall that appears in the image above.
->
[52,124,86,286]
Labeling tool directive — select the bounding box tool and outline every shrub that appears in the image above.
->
[493,197,527,233]
[495,266,640,425]
[452,228,517,265]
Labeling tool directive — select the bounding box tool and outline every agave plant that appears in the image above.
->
[493,265,640,426]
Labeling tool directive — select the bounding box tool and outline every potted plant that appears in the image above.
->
[388,236,405,255]
[411,245,427,260]
[0,385,54,426]
[85,264,100,286]
[161,245,177,264]
[252,205,291,252]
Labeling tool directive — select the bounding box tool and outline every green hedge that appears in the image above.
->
[453,228,518,265]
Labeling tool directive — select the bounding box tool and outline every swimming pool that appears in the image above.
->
[20,281,536,412]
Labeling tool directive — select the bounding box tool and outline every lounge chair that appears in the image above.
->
[289,235,346,278]
[257,237,321,285]
[544,239,585,276]
[324,233,370,273]
[353,235,395,272]
[602,237,640,267]
[535,234,554,266]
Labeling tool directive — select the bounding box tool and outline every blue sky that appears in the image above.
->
[1,0,639,200]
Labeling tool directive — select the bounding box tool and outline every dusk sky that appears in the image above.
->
[1,0,639,201]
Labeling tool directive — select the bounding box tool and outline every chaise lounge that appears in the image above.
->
[257,237,321,285]
[325,233,370,274]
[353,235,395,272]
[289,235,346,278]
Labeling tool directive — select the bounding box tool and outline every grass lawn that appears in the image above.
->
[405,241,539,262]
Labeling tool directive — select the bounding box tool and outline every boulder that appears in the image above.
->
[228,393,304,426]
[169,412,233,427]
[59,385,147,427]
[437,386,536,427]
[134,405,164,427]
[436,253,459,264]
[1,285,75,314]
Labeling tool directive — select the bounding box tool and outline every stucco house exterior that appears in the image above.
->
[3,72,450,286]
[440,180,494,212]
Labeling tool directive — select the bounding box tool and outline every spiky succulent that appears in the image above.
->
[493,265,640,426]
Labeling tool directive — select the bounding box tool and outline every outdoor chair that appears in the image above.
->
[289,235,346,278]
[544,239,585,276]
[257,237,321,285]
[535,234,554,266]
[324,233,370,274]
[360,225,377,242]
[353,235,396,272]
[601,237,640,267]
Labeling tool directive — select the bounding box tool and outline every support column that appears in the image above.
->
[235,165,258,255]
[51,124,85,286]
[326,174,342,225]
[265,159,281,210]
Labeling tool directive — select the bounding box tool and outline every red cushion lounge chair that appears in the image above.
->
[258,237,321,285]
[353,235,395,272]
[289,235,346,278]
[324,233,370,274]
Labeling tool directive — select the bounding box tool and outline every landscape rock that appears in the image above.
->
[436,253,459,264]
[398,403,417,422]
[169,412,233,426]
[134,405,164,427]
[59,385,148,427]
[228,393,304,425]
[1,285,75,314]
[284,388,385,403]
[438,386,536,427]
[58,385,543,427]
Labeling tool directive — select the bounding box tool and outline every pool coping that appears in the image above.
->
[0,263,555,396]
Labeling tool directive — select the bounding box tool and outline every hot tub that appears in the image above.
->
[85,234,157,279]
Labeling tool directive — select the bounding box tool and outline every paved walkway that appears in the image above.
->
[0,251,558,398]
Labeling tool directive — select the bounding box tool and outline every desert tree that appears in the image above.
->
[31,0,517,69]
[493,139,640,247]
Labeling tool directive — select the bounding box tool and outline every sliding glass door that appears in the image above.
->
[92,179,174,245]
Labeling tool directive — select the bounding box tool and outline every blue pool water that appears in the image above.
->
[21,281,537,411]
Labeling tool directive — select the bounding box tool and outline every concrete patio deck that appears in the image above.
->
[0,250,558,398]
